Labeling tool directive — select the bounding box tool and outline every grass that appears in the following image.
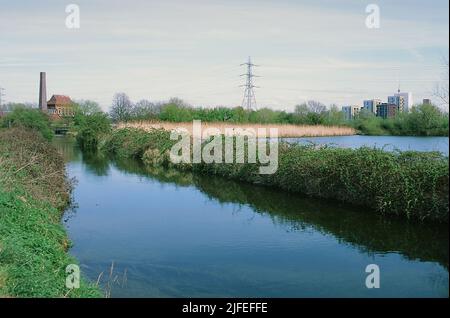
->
[103,128,449,222]
[117,120,356,138]
[0,127,101,297]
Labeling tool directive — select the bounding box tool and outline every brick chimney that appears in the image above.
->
[39,72,47,112]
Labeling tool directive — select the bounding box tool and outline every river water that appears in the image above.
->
[283,135,449,155]
[55,137,449,297]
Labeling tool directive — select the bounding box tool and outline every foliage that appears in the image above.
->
[353,104,449,136]
[131,99,161,120]
[72,100,102,116]
[0,107,53,140]
[104,128,449,222]
[0,128,101,297]
[102,128,172,159]
[75,112,111,151]
[159,102,194,122]
[106,93,448,136]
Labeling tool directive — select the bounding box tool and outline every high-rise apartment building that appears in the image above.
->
[342,105,361,120]
[388,95,405,112]
[363,99,382,114]
[376,103,398,119]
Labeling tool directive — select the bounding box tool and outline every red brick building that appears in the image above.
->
[47,95,75,118]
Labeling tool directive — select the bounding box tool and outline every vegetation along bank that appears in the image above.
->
[0,127,100,297]
[100,127,449,223]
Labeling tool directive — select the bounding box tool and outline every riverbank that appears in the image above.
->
[60,148,448,297]
[102,128,449,222]
[117,121,356,137]
[0,128,100,297]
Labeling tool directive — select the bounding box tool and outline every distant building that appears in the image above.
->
[423,98,431,105]
[47,95,75,118]
[388,95,405,112]
[342,105,361,120]
[376,103,397,119]
[38,72,74,119]
[394,91,413,112]
[363,99,382,114]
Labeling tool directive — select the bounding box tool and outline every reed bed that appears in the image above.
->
[117,121,356,138]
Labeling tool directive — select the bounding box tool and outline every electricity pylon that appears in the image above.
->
[240,57,259,110]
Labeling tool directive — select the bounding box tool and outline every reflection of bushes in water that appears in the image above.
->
[101,129,448,266]
[111,158,195,187]
[141,167,449,269]
[143,166,194,186]
[103,128,449,222]
[52,136,81,163]
[81,151,110,176]
[196,175,448,269]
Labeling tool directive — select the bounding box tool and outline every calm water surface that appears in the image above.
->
[284,135,449,155]
[55,137,449,298]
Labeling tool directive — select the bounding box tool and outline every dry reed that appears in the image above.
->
[117,121,355,138]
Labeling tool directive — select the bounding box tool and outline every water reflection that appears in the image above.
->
[55,138,449,297]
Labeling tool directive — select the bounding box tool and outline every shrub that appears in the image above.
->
[75,112,111,151]
[0,107,53,140]
[103,128,449,222]
[0,127,101,297]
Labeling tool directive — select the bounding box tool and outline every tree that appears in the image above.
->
[325,104,345,125]
[306,100,327,114]
[294,103,309,116]
[73,100,102,116]
[132,99,160,119]
[0,107,53,140]
[110,93,133,122]
[1,102,33,112]
[406,103,447,136]
[76,112,111,150]
[433,57,449,108]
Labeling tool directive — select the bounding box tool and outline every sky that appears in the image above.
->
[0,0,449,111]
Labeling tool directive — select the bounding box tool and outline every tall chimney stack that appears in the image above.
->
[39,72,47,112]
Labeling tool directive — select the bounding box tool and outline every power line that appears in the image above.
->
[240,56,260,110]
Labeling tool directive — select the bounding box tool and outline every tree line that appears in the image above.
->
[108,93,347,126]
[1,94,448,137]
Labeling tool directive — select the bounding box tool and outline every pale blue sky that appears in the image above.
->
[0,0,448,110]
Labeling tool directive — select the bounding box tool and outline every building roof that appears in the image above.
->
[47,95,72,105]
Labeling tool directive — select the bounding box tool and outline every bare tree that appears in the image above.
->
[306,100,327,114]
[433,57,449,108]
[110,93,133,122]
[132,99,160,118]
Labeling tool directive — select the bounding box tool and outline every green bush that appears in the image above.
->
[103,128,449,222]
[102,128,172,159]
[0,107,53,140]
[0,128,101,297]
[75,112,111,151]
[352,104,449,136]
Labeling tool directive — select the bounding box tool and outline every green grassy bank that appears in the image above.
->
[102,128,449,222]
[0,128,100,297]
